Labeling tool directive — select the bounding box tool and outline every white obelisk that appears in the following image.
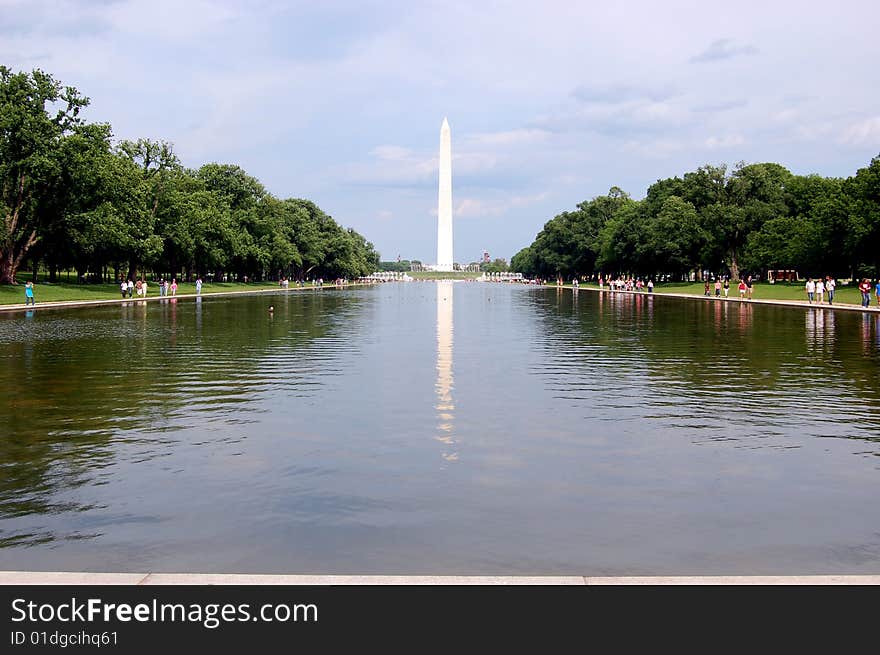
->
[436,117,453,272]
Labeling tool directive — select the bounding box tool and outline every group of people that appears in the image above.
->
[804,277,837,305]
[118,277,195,299]
[598,277,655,293]
[119,278,149,298]
[702,276,754,300]
[277,277,352,289]
[598,274,760,300]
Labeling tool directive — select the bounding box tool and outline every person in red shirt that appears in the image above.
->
[738,280,746,300]
[859,279,871,307]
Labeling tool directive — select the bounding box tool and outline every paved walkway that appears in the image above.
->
[1,571,878,585]
[0,283,378,314]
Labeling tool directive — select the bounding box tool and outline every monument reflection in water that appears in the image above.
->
[435,281,456,461]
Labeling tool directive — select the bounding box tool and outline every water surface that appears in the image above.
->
[1,283,879,574]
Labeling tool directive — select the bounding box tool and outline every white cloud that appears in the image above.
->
[792,122,834,141]
[464,128,550,147]
[690,38,759,63]
[371,145,414,160]
[533,98,690,135]
[840,117,880,146]
[454,193,548,218]
[572,83,678,104]
[704,135,745,149]
[621,138,686,158]
[103,0,242,41]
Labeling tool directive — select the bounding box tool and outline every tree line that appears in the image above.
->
[511,158,880,282]
[0,66,380,285]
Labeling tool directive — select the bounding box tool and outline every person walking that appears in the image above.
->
[141,278,148,297]
[723,278,730,298]
[816,278,825,304]
[170,278,178,296]
[159,279,166,297]
[120,279,128,299]
[745,275,754,300]
[135,279,143,298]
[195,277,203,296]
[738,279,746,300]
[127,278,134,298]
[875,279,880,307]
[24,280,35,306]
[647,279,654,294]
[704,280,711,297]
[826,276,835,305]
[805,278,815,303]
[859,279,871,307]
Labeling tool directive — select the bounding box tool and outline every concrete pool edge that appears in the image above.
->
[2,572,878,585]
[0,282,379,314]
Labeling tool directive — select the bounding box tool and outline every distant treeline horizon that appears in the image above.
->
[511,156,880,282]
[0,66,380,285]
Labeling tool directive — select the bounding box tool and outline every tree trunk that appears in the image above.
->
[728,250,740,282]
[0,254,14,285]
[0,174,36,284]
[0,229,38,285]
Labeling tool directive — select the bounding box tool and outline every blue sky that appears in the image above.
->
[2,0,879,263]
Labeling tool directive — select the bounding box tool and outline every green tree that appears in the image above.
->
[0,67,89,283]
[643,196,705,276]
[481,258,509,273]
[510,246,535,275]
[717,162,792,279]
[596,202,649,274]
[116,138,180,278]
[844,155,880,277]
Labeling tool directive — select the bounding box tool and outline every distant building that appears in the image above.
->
[768,269,799,283]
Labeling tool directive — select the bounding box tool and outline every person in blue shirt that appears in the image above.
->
[24,281,35,306]
[875,280,880,306]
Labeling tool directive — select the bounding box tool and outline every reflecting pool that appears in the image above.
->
[1,283,879,574]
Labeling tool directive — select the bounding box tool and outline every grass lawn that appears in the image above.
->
[0,279,323,306]
[566,281,871,306]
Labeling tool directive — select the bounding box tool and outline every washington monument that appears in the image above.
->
[436,117,453,271]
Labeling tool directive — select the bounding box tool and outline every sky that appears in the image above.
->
[2,0,879,264]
